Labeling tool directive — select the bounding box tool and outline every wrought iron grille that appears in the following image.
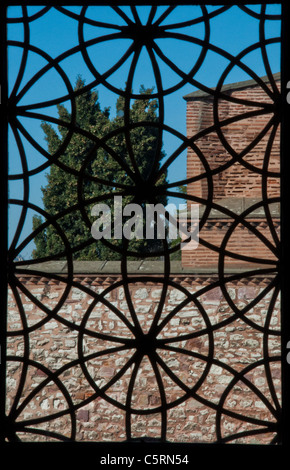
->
[1,1,288,451]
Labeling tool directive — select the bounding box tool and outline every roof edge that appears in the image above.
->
[183,72,280,101]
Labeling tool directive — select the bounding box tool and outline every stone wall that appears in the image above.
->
[6,262,280,444]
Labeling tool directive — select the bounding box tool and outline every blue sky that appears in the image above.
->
[7,4,281,259]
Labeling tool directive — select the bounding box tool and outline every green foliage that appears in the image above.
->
[31,215,47,259]
[32,78,169,260]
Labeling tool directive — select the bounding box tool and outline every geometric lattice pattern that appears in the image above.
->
[5,4,282,444]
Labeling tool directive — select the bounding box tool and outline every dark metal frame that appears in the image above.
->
[0,0,289,461]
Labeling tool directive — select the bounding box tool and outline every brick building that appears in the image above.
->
[182,73,280,269]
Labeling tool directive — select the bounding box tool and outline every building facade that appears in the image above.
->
[182,73,280,269]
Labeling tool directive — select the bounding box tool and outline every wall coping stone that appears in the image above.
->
[17,260,275,275]
[185,198,280,219]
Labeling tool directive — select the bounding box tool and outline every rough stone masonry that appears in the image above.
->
[6,261,280,444]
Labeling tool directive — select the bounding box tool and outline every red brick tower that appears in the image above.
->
[182,73,280,269]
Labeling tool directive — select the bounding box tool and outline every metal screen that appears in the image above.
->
[1,1,289,454]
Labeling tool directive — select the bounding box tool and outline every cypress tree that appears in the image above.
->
[32,78,168,260]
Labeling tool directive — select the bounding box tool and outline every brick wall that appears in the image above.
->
[182,213,280,268]
[183,75,280,268]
